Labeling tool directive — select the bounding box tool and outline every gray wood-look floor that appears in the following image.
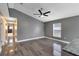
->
[0,38,75,56]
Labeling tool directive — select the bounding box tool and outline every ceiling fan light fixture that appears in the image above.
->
[41,15,44,17]
[34,8,51,17]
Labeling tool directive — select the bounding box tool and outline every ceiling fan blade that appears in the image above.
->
[38,10,42,15]
[44,14,48,16]
[43,11,51,15]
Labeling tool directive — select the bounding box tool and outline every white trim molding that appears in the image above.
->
[17,36,70,44]
[45,36,70,44]
[17,36,45,43]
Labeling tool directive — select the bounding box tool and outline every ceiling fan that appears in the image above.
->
[33,8,51,17]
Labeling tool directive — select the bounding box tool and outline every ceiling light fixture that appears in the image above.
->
[33,8,51,17]
[40,15,44,17]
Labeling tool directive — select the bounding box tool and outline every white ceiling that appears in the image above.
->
[8,3,79,22]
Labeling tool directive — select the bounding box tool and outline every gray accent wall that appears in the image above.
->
[9,8,79,42]
[45,16,79,42]
[9,8,44,40]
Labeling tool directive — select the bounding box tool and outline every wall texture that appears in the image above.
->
[45,16,79,42]
[0,3,9,17]
[9,8,44,40]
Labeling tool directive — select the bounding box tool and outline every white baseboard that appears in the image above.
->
[45,36,70,44]
[17,36,45,43]
[17,36,70,44]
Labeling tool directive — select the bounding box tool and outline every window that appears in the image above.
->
[53,23,61,38]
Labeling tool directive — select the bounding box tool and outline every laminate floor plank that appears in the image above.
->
[0,38,74,56]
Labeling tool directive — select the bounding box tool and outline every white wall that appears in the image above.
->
[0,3,9,17]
